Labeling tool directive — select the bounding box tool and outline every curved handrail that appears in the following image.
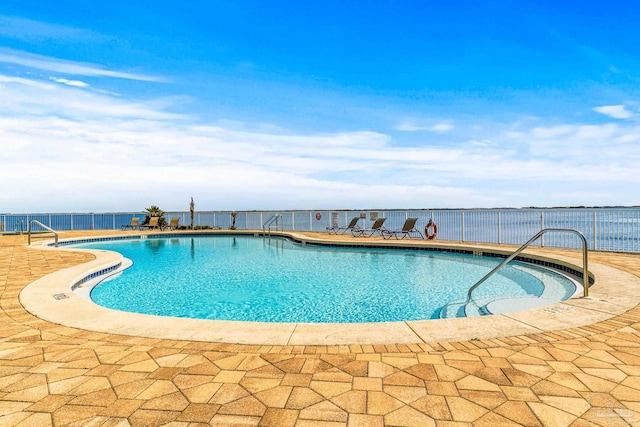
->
[467,228,589,302]
[262,214,283,235]
[28,220,59,247]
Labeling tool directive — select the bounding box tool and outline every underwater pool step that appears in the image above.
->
[484,296,559,314]
[439,296,561,319]
[438,301,466,319]
[438,299,488,319]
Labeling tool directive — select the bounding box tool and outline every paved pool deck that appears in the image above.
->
[1,230,640,426]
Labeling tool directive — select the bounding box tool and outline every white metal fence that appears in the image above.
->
[2,207,640,253]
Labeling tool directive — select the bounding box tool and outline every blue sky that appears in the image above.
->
[1,1,639,212]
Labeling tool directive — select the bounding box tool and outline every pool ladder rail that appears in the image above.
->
[263,214,283,236]
[440,228,590,319]
[28,220,59,247]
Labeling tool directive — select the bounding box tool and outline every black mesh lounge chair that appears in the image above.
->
[121,217,140,230]
[327,216,361,234]
[381,217,423,239]
[164,217,180,231]
[352,217,387,237]
[140,216,160,230]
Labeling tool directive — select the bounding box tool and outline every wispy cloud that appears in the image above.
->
[0,48,167,82]
[49,77,90,88]
[2,73,640,212]
[0,14,108,42]
[531,125,573,138]
[0,74,182,120]
[593,104,634,119]
[430,122,455,133]
[395,121,454,133]
[395,123,428,132]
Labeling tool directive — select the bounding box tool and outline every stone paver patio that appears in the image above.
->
[1,231,640,426]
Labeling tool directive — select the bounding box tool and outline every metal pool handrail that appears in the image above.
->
[28,220,59,247]
[467,228,589,302]
[263,214,283,236]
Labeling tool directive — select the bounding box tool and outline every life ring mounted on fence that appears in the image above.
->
[425,220,438,240]
[315,213,322,220]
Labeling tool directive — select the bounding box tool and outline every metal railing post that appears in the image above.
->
[540,212,545,247]
[593,210,597,250]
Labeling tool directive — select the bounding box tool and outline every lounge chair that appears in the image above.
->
[164,217,179,231]
[327,217,361,234]
[352,217,387,237]
[121,217,140,230]
[382,217,423,239]
[140,216,160,230]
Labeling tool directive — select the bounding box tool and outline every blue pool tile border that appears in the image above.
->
[70,262,122,291]
[55,235,142,246]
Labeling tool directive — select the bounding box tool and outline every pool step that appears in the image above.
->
[439,295,560,319]
[483,296,559,314]
[438,298,490,319]
[438,301,466,319]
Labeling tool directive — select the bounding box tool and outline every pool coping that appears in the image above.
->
[19,230,640,346]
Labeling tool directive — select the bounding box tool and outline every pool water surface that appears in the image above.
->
[73,235,576,323]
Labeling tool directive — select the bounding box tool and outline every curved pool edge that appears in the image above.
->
[18,230,640,346]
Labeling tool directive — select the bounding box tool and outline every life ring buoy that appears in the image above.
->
[425,221,437,240]
[315,213,321,220]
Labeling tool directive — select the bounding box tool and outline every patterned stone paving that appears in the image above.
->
[1,231,640,426]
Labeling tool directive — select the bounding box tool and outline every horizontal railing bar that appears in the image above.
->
[3,207,640,254]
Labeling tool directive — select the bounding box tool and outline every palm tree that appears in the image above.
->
[230,212,238,230]
[190,197,195,230]
[143,205,166,228]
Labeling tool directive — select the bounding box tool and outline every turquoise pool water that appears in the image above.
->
[73,235,576,323]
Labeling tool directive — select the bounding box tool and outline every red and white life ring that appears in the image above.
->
[425,220,438,240]
[315,213,322,220]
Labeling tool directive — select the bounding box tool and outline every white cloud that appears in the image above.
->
[0,74,182,120]
[2,73,640,212]
[593,104,634,119]
[395,121,454,133]
[49,77,90,87]
[395,122,428,132]
[614,133,640,143]
[531,125,573,138]
[575,124,618,139]
[468,139,495,147]
[430,122,454,133]
[0,14,108,42]
[0,48,166,82]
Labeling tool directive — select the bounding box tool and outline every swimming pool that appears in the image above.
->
[70,235,578,323]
